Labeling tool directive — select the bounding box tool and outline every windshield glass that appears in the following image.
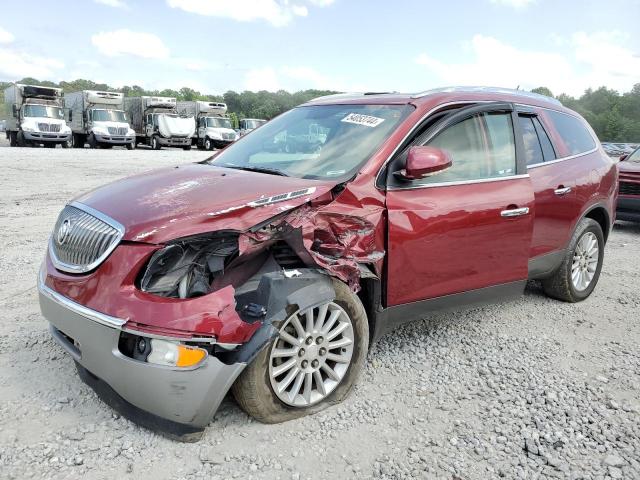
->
[24,104,63,119]
[244,119,266,129]
[627,148,640,163]
[92,109,127,122]
[206,117,232,129]
[209,104,413,181]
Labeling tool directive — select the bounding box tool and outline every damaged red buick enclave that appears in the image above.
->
[38,87,617,441]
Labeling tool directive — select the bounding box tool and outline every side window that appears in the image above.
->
[532,117,556,161]
[546,110,595,156]
[518,115,544,166]
[423,112,516,183]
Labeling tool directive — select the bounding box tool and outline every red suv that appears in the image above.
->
[39,87,617,440]
[617,146,640,222]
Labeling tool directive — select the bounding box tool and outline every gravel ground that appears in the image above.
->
[0,139,639,480]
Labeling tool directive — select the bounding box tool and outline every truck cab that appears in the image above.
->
[4,84,71,148]
[238,118,267,137]
[65,91,135,149]
[125,96,195,150]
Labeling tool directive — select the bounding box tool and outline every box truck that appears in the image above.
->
[64,90,135,149]
[123,96,195,150]
[176,101,238,150]
[238,118,267,137]
[4,84,71,147]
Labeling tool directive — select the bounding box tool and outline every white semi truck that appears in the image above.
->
[123,96,195,150]
[64,90,135,149]
[176,101,238,150]
[3,84,71,148]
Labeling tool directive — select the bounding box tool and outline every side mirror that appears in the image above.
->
[398,146,452,180]
[12,104,17,118]
[619,154,627,162]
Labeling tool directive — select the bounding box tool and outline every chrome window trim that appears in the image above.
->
[38,266,128,329]
[387,174,530,191]
[526,146,599,169]
[49,201,125,274]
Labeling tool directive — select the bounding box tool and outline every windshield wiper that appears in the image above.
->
[221,165,290,177]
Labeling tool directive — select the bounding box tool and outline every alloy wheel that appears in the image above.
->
[268,302,354,407]
[571,232,599,291]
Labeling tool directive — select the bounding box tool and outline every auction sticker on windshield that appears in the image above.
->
[341,113,385,127]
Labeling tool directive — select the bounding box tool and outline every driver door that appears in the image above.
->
[385,103,534,306]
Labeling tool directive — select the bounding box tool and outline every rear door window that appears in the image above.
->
[546,110,596,156]
[518,116,544,166]
[532,117,556,161]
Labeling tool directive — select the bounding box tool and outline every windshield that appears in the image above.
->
[23,104,63,119]
[92,109,127,122]
[209,104,413,181]
[244,119,266,129]
[627,148,640,163]
[206,117,232,129]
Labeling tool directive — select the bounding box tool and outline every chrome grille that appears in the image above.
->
[49,204,124,274]
[107,126,128,136]
[38,123,61,132]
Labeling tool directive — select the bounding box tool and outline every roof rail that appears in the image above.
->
[411,86,562,106]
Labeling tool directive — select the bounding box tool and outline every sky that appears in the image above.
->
[0,0,639,97]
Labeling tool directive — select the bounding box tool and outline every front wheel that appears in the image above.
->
[232,278,368,423]
[151,135,161,150]
[542,217,604,302]
[126,141,135,150]
[204,137,213,151]
[88,134,98,149]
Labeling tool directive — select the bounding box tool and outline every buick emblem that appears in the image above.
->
[57,219,71,245]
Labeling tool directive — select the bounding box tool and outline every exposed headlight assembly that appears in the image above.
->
[139,232,238,298]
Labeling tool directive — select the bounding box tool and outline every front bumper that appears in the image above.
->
[94,134,135,145]
[616,196,640,222]
[24,131,71,143]
[38,273,246,433]
[213,139,234,148]
[158,136,191,146]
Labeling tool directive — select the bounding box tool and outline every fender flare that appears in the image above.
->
[221,269,336,365]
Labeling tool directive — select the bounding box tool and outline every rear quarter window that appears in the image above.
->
[546,110,596,157]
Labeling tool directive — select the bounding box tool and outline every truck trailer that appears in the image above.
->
[64,90,135,149]
[176,101,238,150]
[123,96,195,150]
[3,84,71,147]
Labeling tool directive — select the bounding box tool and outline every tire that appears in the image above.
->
[61,139,70,148]
[9,131,17,147]
[72,134,84,148]
[183,145,191,151]
[151,135,161,150]
[88,134,98,149]
[542,217,604,303]
[126,141,135,150]
[16,131,26,147]
[204,137,213,151]
[232,278,369,423]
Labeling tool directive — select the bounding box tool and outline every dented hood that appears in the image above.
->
[73,164,335,243]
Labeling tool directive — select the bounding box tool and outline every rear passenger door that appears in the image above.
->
[518,107,584,266]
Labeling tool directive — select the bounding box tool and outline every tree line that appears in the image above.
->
[532,85,640,142]
[1,77,638,141]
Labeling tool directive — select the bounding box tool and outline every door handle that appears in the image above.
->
[554,186,572,195]
[501,207,530,218]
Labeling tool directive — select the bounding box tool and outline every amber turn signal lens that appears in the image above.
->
[176,344,207,367]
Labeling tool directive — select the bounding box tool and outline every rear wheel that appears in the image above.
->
[542,217,604,302]
[232,278,368,423]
